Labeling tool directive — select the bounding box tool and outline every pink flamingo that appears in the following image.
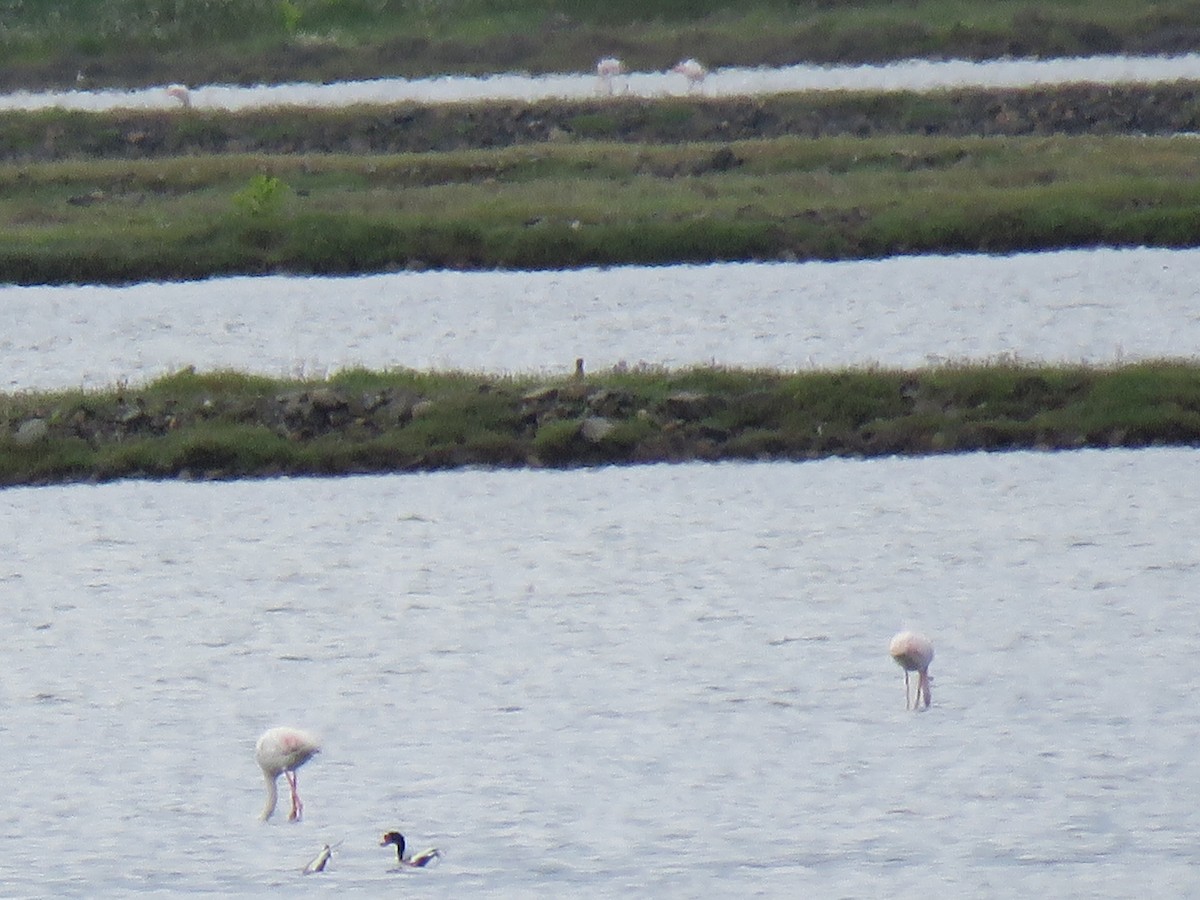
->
[256,726,320,821]
[165,83,192,109]
[889,631,933,709]
[596,57,626,95]
[672,58,707,92]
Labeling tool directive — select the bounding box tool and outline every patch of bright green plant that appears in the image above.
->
[279,0,304,35]
[232,174,291,218]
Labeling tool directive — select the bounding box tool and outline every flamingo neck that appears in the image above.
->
[260,773,279,821]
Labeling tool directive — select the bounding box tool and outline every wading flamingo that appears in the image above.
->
[596,57,626,95]
[381,831,442,867]
[672,58,707,92]
[256,726,320,821]
[889,631,933,710]
[166,83,192,108]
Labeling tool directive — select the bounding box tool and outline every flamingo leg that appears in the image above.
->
[918,671,931,709]
[903,670,912,710]
[286,770,303,821]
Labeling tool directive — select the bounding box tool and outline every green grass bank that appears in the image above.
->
[5,0,1200,91]
[1,362,1198,487]
[4,133,1200,284]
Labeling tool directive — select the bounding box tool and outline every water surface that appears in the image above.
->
[5,54,1200,111]
[1,449,1197,895]
[2,247,1197,391]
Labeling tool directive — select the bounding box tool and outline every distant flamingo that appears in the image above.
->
[672,58,707,92]
[596,57,626,95]
[380,831,442,868]
[166,83,192,108]
[256,726,320,821]
[889,631,933,709]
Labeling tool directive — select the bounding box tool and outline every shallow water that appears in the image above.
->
[1,448,1197,895]
[1,247,1197,391]
[6,54,1200,112]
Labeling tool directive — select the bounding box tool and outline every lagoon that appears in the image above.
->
[2,449,1198,895]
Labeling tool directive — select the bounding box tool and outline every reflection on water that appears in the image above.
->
[1,450,1198,895]
[1,247,1197,391]
[4,54,1200,111]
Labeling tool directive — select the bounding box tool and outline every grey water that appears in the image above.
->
[1,449,1197,896]
[3,247,1200,392]
[6,53,1200,111]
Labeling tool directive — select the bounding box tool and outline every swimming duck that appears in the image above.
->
[380,831,442,867]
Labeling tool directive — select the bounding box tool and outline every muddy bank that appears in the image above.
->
[5,82,1200,163]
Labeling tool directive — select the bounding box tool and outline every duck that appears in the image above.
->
[380,831,442,867]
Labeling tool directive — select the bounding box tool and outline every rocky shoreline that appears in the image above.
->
[3,364,1198,487]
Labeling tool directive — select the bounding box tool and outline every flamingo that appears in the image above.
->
[380,831,442,868]
[596,57,626,95]
[256,726,320,821]
[165,83,192,108]
[672,58,707,92]
[889,631,933,710]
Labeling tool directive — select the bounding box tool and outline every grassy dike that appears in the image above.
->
[1,362,1198,487]
[5,133,1200,284]
[6,82,1200,163]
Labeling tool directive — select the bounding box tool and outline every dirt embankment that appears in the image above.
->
[6,365,1199,487]
[6,82,1200,163]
